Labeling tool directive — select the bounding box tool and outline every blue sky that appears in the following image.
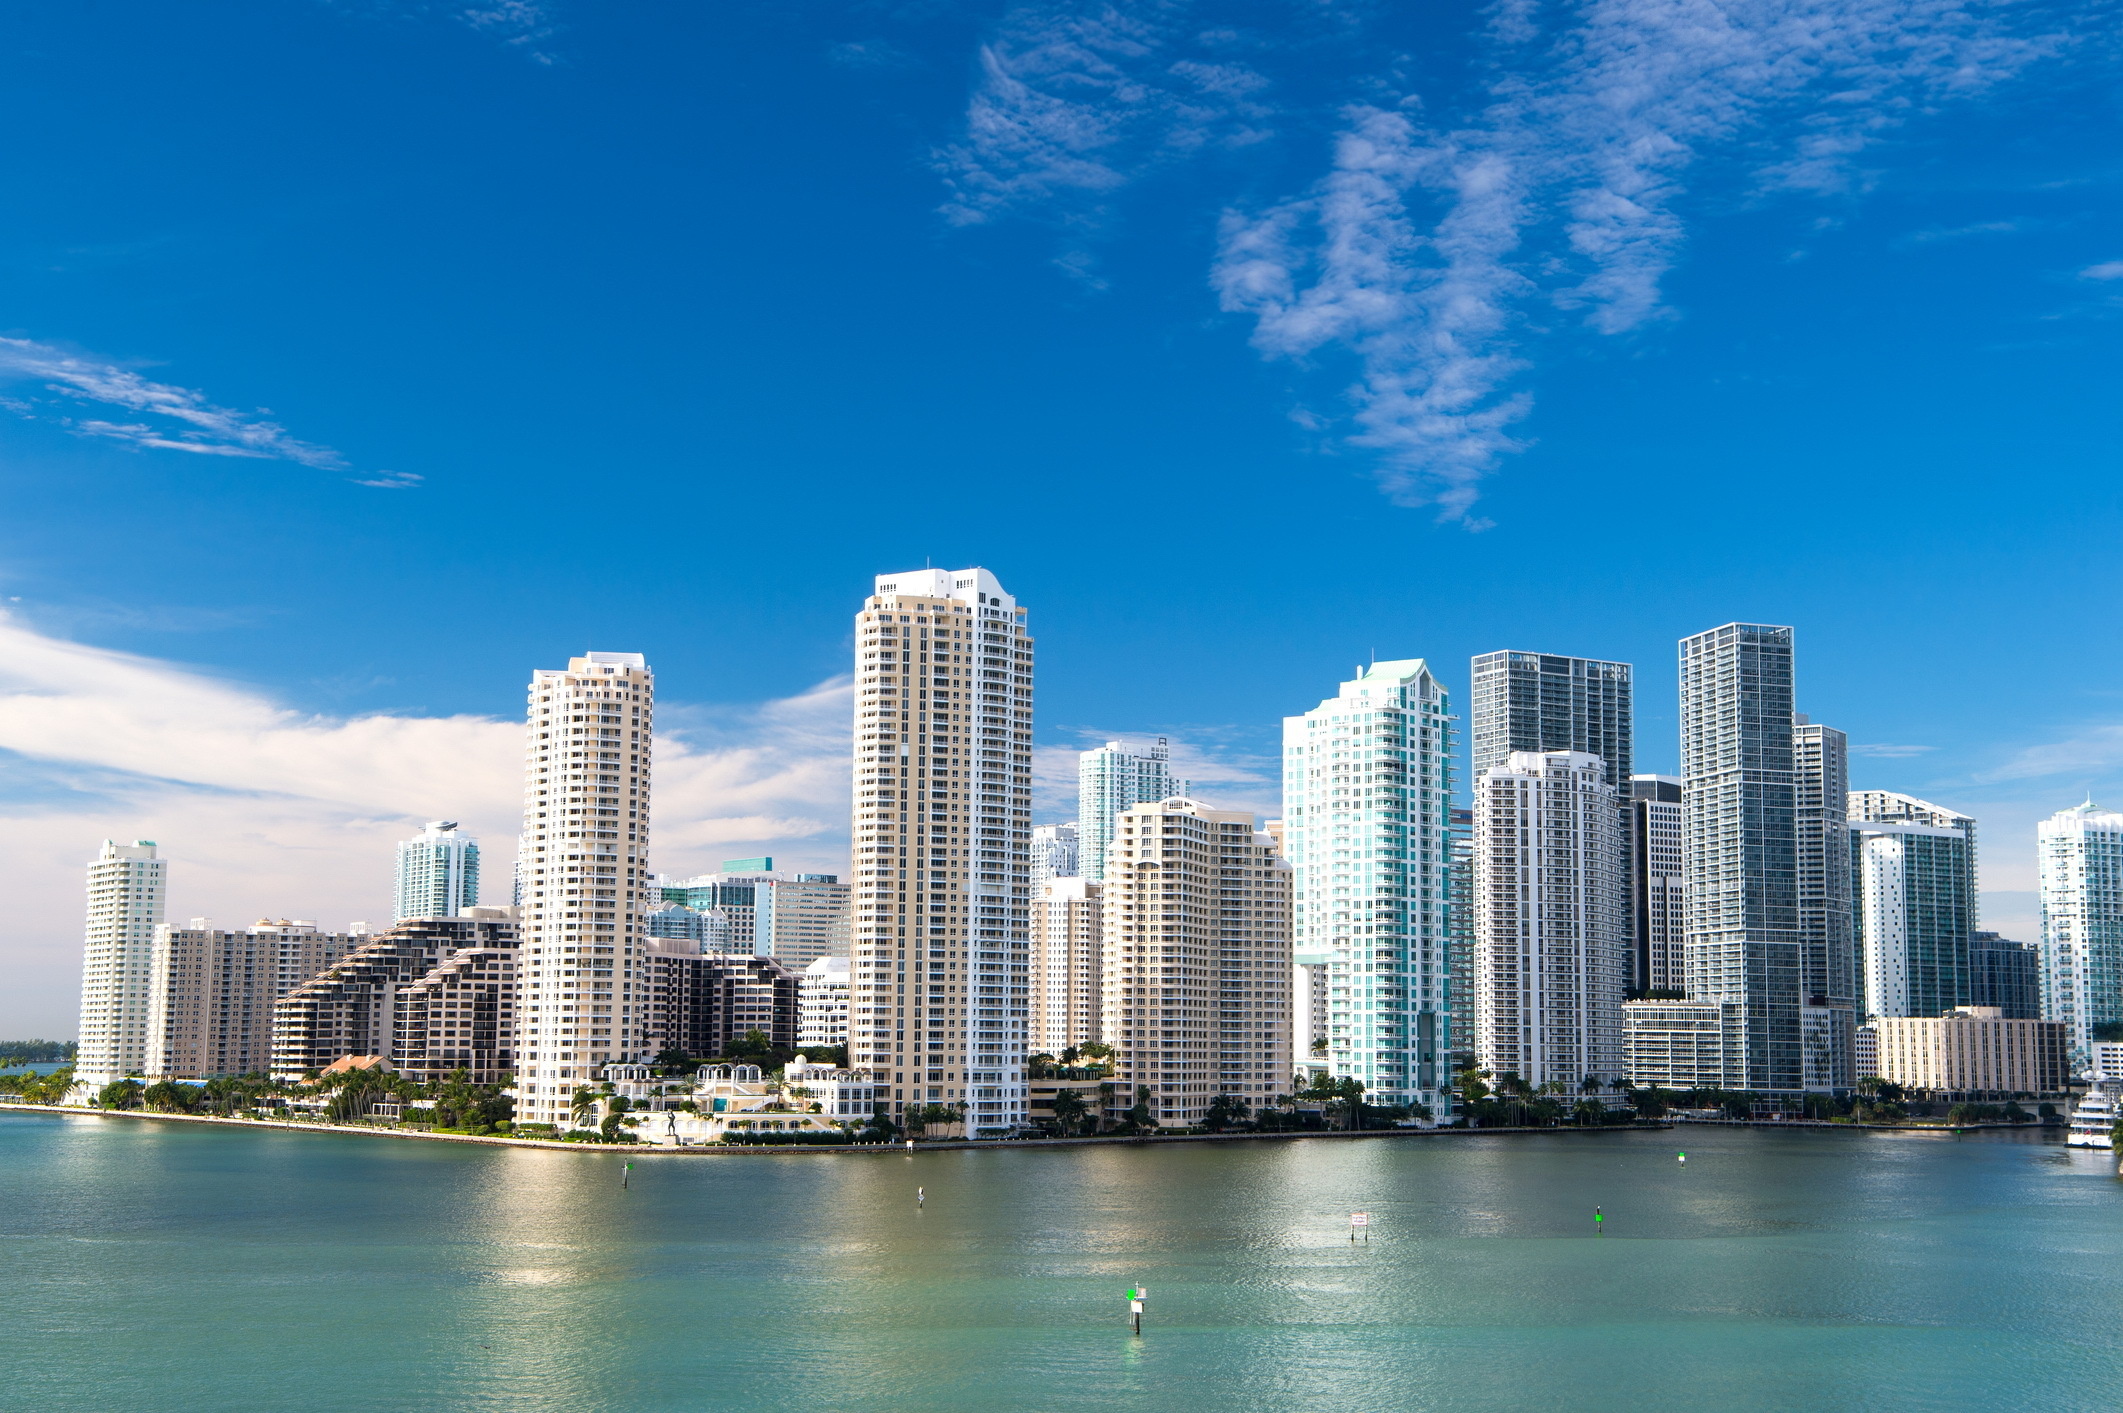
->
[2,0,2121,1032]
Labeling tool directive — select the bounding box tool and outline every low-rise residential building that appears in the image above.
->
[1873,1007,2068,1097]
[1027,1076,1106,1132]
[620,1062,875,1146]
[1624,998,1743,1090]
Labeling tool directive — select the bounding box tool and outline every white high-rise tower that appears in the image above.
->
[394,820,480,921]
[848,569,1033,1136]
[1078,739,1184,882]
[1282,660,1456,1117]
[1473,751,1629,1090]
[511,652,655,1129]
[76,839,167,1086]
[2037,800,2123,1075]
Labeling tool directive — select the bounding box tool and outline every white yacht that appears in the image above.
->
[2066,1079,2121,1148]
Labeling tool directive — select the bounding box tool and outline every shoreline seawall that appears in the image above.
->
[0,1102,1680,1153]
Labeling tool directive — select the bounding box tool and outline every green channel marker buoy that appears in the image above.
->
[1594,1206,1604,1231]
[1678,1151,1687,1163]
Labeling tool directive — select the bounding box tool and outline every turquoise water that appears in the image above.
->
[4,1115,2121,1412]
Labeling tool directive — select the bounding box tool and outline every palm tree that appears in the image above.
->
[569,1086,599,1128]
[1049,1087,1089,1136]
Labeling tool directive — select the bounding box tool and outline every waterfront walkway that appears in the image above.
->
[0,1102,1670,1153]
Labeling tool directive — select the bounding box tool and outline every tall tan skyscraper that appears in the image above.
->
[512,651,655,1129]
[76,839,167,1086]
[1030,877,1102,1056]
[848,569,1033,1137]
[1101,797,1291,1128]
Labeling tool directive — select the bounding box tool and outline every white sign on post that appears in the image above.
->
[1350,1212,1371,1228]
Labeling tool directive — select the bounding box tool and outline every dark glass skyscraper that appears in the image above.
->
[1469,651,1633,788]
[1679,623,1802,1095]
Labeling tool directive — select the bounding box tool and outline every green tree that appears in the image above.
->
[1125,1085,1154,1132]
[1202,1094,1252,1132]
[1048,1087,1091,1136]
[96,1078,143,1110]
[143,1079,197,1113]
[905,1102,965,1137]
[726,1028,775,1063]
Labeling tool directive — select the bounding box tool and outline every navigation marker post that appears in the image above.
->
[1127,1286,1145,1337]
[1594,1205,1603,1232]
[622,1162,632,1190]
[1350,1211,1370,1242]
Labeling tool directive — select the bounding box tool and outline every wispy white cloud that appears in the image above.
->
[1984,721,2123,781]
[948,0,2069,520]
[2081,259,2123,280]
[1899,218,2032,245]
[0,612,853,1033]
[0,334,420,488]
[937,2,1273,278]
[457,1,562,65]
[0,336,346,469]
[1854,742,1936,758]
[317,1,564,64]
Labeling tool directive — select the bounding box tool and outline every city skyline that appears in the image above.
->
[1,603,2107,1036]
[4,5,2123,1035]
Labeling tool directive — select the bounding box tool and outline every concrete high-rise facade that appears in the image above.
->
[655,876,760,952]
[76,839,167,1086]
[1792,717,1855,1089]
[1030,821,1080,893]
[1100,798,1291,1126]
[1679,623,1802,1095]
[1029,876,1102,1057]
[1472,751,1630,1090]
[148,919,358,1079]
[1850,792,1978,1022]
[798,956,851,1051]
[1470,650,1633,788]
[657,868,849,968]
[1078,739,1184,883]
[1630,776,1686,993]
[2037,801,2123,1075]
[1283,660,1456,1115]
[848,568,1033,1137]
[511,651,656,1129]
[394,820,480,921]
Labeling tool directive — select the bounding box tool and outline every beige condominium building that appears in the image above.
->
[1873,1006,2068,1097]
[1101,797,1292,1127]
[1030,876,1103,1057]
[1472,750,1630,1092]
[847,568,1034,1136]
[511,651,656,1129]
[147,919,358,1080]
